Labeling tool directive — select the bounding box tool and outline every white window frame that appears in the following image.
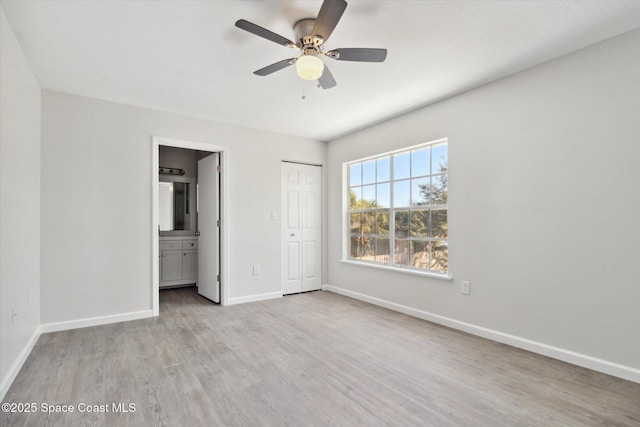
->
[342,138,452,280]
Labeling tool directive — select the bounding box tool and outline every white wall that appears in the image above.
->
[0,7,42,399]
[40,91,325,324]
[326,29,640,377]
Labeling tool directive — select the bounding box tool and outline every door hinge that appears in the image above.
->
[216,274,221,282]
[216,164,221,173]
[216,219,220,227]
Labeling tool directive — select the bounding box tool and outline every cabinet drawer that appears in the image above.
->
[183,239,198,249]
[160,240,182,250]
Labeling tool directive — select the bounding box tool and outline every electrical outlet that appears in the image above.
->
[27,291,31,306]
[12,307,18,324]
[461,281,471,295]
[252,265,260,275]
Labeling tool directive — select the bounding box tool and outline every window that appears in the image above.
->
[346,139,448,274]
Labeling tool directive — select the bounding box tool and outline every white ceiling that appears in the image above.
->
[3,0,640,141]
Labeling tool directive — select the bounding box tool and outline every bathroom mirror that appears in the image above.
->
[158,178,195,233]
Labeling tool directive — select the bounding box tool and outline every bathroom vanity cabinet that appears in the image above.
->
[159,237,198,288]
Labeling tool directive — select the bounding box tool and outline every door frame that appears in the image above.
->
[151,136,229,315]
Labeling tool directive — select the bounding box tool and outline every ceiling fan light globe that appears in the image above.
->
[296,55,324,80]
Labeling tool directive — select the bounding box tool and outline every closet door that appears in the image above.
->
[281,162,322,295]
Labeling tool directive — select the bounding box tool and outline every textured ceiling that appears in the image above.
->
[3,0,640,141]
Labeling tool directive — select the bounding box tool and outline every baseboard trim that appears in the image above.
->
[41,310,153,333]
[0,325,41,402]
[227,291,283,306]
[322,284,640,384]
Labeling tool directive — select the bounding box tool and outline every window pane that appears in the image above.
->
[375,238,390,263]
[362,185,376,207]
[350,236,362,259]
[432,143,448,174]
[431,209,447,239]
[362,160,376,185]
[349,163,362,186]
[410,210,429,237]
[394,239,410,266]
[411,177,430,206]
[412,147,430,177]
[431,174,448,205]
[377,157,390,182]
[411,240,429,269]
[350,212,361,234]
[394,210,409,238]
[393,180,410,208]
[377,183,390,208]
[430,240,448,272]
[376,211,389,235]
[349,187,361,209]
[362,236,375,261]
[362,212,376,235]
[393,151,410,180]
[346,140,447,273]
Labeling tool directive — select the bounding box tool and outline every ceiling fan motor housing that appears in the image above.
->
[294,18,324,50]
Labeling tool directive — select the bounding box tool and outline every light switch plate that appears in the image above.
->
[461,280,470,295]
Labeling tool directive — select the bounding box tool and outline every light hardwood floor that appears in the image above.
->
[2,287,639,426]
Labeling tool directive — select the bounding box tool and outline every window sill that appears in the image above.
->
[340,259,453,281]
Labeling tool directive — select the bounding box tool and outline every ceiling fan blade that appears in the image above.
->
[318,65,337,89]
[326,48,387,62]
[312,0,347,42]
[235,19,297,48]
[253,58,296,76]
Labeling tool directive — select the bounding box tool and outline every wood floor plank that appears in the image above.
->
[2,287,640,426]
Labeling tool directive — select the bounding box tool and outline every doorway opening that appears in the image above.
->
[152,137,228,316]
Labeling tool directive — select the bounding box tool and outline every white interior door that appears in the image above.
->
[282,162,322,295]
[198,153,220,302]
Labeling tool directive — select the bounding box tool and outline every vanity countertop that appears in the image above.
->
[159,236,198,241]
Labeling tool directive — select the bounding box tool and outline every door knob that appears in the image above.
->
[290,233,295,237]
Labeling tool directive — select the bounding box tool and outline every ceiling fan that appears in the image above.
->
[235,0,387,89]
